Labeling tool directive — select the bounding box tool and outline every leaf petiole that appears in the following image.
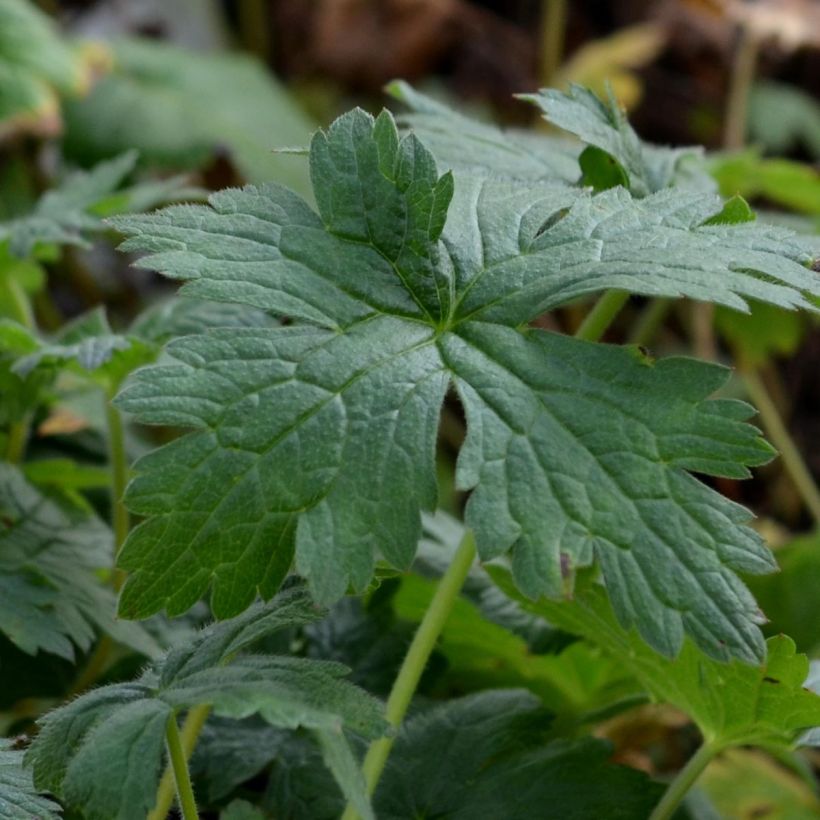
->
[649,741,721,820]
[164,713,200,820]
[341,529,477,819]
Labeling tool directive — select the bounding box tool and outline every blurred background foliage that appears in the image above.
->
[1,1,820,817]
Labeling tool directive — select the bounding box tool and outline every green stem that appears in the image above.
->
[649,742,720,820]
[723,24,760,150]
[104,398,130,557]
[341,531,477,820]
[540,0,568,87]
[628,297,672,347]
[149,705,211,820]
[742,366,820,527]
[4,275,35,328]
[575,290,629,342]
[5,418,30,463]
[4,276,34,462]
[164,714,200,820]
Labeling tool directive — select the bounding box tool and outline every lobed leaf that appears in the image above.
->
[27,586,385,820]
[112,101,820,661]
[0,464,159,660]
[0,739,61,820]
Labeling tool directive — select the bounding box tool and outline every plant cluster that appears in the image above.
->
[3,3,820,818]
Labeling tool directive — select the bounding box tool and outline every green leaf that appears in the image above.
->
[491,567,820,750]
[703,194,755,226]
[0,151,193,259]
[190,716,286,801]
[378,692,663,819]
[699,748,820,820]
[520,84,713,196]
[710,150,820,217]
[745,531,820,654]
[63,38,314,196]
[220,800,267,820]
[716,300,806,367]
[0,739,61,820]
[2,308,155,392]
[0,464,159,660]
[112,103,820,661]
[28,585,385,820]
[387,80,580,184]
[578,145,629,191]
[393,573,639,720]
[748,82,820,159]
[0,0,86,138]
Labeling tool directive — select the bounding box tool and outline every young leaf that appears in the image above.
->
[520,84,712,195]
[27,586,385,820]
[0,739,61,820]
[0,152,194,258]
[112,104,820,661]
[0,464,159,660]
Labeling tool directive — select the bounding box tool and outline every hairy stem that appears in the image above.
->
[341,530,477,820]
[723,24,760,150]
[165,714,200,820]
[149,705,211,820]
[540,0,568,87]
[742,365,820,526]
[649,742,720,820]
[575,290,629,342]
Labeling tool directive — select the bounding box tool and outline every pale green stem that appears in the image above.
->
[149,705,211,820]
[575,290,629,342]
[164,714,200,820]
[742,365,820,527]
[341,531,477,820]
[649,742,720,820]
[723,24,760,150]
[4,419,30,464]
[5,275,35,328]
[628,297,672,347]
[540,0,568,87]
[105,398,130,557]
[4,277,35,462]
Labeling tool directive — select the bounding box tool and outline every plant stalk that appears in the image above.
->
[540,0,568,88]
[149,705,211,820]
[3,276,35,462]
[649,742,720,820]
[164,714,200,820]
[742,365,820,526]
[575,290,629,342]
[105,398,130,558]
[629,297,672,347]
[723,24,760,150]
[341,530,477,820]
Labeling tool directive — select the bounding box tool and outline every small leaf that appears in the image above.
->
[28,586,386,820]
[703,194,755,226]
[0,464,159,660]
[579,145,629,191]
[520,84,712,196]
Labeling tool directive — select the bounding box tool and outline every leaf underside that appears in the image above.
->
[113,101,820,662]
